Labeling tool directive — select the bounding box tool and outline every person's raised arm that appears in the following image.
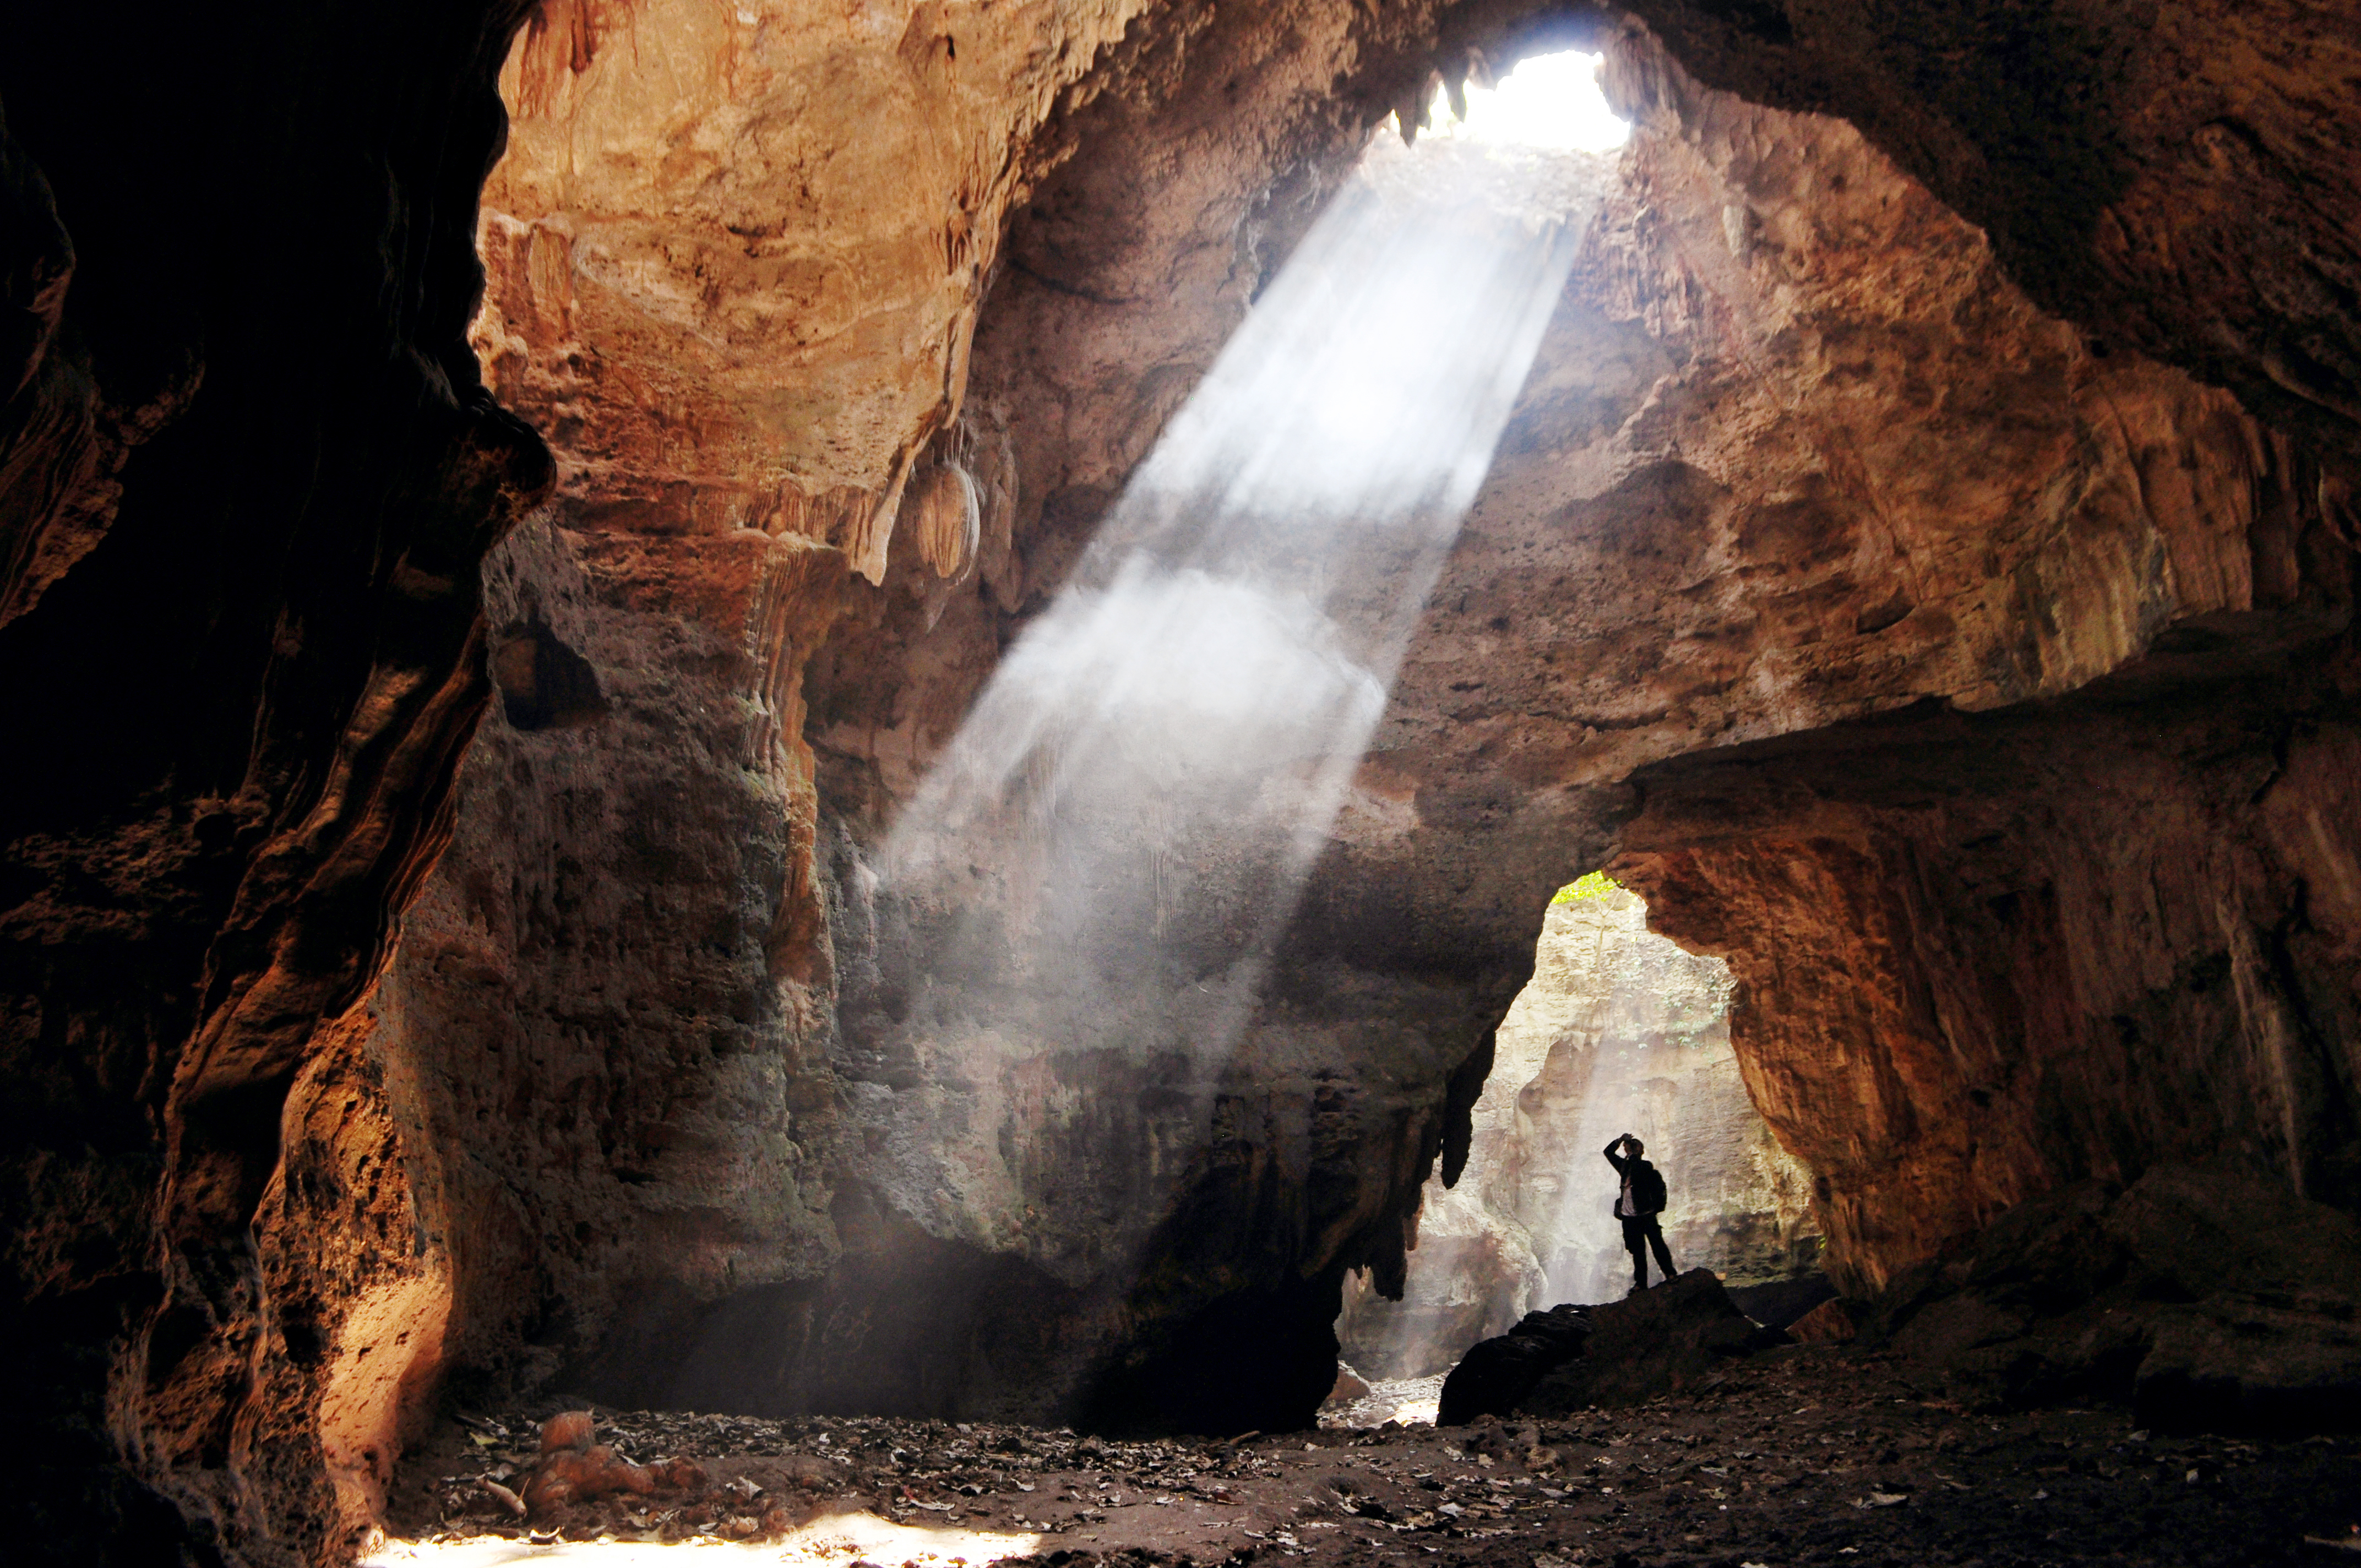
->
[1603,1136,1630,1172]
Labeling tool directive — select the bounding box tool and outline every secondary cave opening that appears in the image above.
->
[1328,873,1822,1426]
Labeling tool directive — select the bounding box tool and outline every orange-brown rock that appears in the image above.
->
[1790,1298,1857,1347]
[540,1410,595,1452]
[521,1442,659,1516]
[1619,0,2361,473]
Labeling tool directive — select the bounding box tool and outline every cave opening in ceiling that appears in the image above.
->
[1396,49,1630,153]
[852,52,1625,1433]
[1328,872,1821,1423]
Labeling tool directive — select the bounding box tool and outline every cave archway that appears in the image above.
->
[1329,875,1818,1406]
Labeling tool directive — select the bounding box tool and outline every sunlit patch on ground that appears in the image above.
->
[1321,1374,1444,1429]
[366,1511,1042,1568]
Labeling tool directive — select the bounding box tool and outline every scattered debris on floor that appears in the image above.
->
[385,1342,2360,1566]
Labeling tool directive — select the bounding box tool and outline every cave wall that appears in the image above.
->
[1617,655,2361,1294]
[0,2,551,1563]
[1614,0,2361,480]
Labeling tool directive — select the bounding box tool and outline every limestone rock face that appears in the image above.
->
[1337,889,1817,1380]
[1620,0,2361,475]
[468,0,1163,574]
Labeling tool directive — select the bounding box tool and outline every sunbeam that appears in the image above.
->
[818,53,1629,1427]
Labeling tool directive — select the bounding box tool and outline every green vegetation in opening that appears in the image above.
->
[1551,870,1625,905]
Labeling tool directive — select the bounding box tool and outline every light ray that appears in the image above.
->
[845,53,1625,1391]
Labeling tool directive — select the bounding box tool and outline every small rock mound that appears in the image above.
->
[1524,1270,1767,1414]
[1435,1304,1592,1425]
[1437,1270,1780,1424]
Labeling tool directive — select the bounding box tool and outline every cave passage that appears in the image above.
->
[1334,874,1819,1412]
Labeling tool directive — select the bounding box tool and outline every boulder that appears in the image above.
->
[1435,1304,1593,1426]
[1789,1298,1858,1345]
[540,1410,596,1452]
[1523,1270,1762,1413]
[1859,1165,2361,1431]
[522,1444,660,1517]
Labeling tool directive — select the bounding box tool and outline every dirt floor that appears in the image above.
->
[380,1344,2361,1568]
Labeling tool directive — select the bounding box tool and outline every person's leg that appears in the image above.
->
[1646,1217,1675,1280]
[1622,1217,1649,1290]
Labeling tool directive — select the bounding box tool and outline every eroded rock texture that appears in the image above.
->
[1619,657,2361,1292]
[1337,888,1817,1380]
[0,2,551,1564]
[1618,0,2361,475]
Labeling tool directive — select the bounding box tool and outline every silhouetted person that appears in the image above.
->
[1604,1134,1675,1291]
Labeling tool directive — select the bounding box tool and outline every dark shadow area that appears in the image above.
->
[492,615,608,731]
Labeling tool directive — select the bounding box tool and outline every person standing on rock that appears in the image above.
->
[1604,1134,1676,1292]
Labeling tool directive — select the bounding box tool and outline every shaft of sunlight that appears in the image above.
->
[855,55,1623,1287]
[880,172,1585,1048]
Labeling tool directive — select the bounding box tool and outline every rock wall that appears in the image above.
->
[0,3,550,1564]
[1617,652,2361,1293]
[1617,0,2361,477]
[1337,888,1818,1379]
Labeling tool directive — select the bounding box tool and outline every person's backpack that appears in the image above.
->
[1629,1160,1668,1216]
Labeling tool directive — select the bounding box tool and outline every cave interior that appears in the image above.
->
[2,0,2358,1564]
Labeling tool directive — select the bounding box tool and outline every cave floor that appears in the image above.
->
[381,1346,2360,1568]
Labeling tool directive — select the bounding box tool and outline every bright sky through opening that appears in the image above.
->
[1407,50,1629,152]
